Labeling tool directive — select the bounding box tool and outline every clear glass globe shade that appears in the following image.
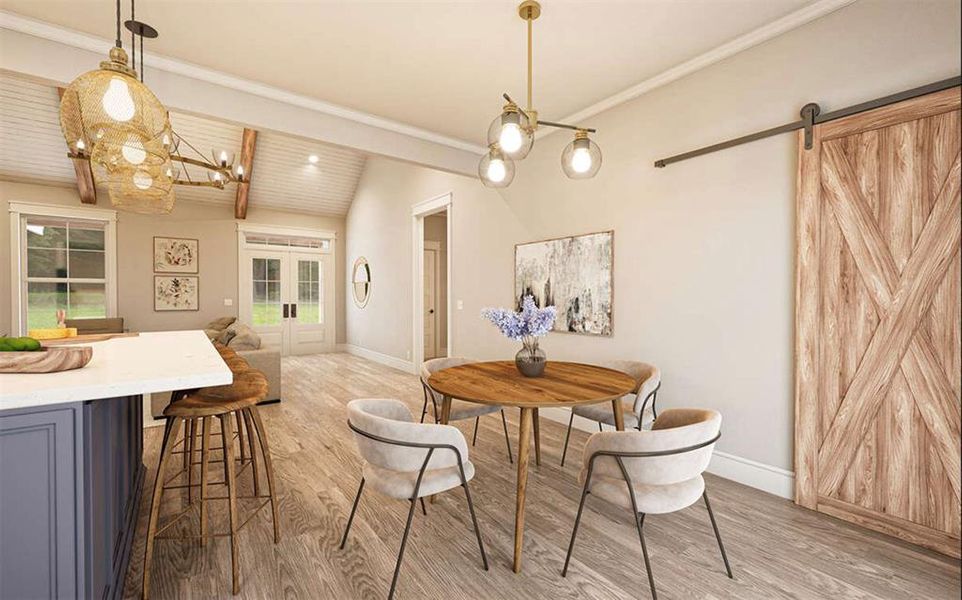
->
[499,123,523,154]
[487,158,507,183]
[478,149,516,188]
[570,147,593,173]
[102,77,136,122]
[561,137,602,179]
[486,110,533,159]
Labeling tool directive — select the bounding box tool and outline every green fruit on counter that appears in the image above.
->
[0,336,42,352]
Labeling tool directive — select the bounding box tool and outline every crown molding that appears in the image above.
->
[0,10,487,155]
[1,1,855,154]
[539,0,857,137]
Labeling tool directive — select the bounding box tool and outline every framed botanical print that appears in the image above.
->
[154,276,199,311]
[154,237,199,273]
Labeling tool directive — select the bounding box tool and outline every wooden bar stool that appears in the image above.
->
[142,369,281,599]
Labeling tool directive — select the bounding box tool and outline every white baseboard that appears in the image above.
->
[538,407,795,500]
[338,343,416,374]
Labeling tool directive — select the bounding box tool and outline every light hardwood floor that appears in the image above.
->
[124,353,961,599]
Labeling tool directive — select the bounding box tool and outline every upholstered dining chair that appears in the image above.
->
[340,398,489,600]
[420,357,514,463]
[562,408,732,600]
[560,361,661,467]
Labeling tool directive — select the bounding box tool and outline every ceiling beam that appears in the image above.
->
[56,87,97,204]
[234,128,257,219]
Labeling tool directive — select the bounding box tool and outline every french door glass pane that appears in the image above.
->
[26,282,67,329]
[297,259,321,324]
[252,257,282,326]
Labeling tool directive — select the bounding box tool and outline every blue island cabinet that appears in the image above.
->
[0,396,144,599]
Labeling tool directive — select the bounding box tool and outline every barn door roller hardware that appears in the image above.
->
[654,76,961,168]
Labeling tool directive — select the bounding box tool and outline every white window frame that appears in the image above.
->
[8,202,118,336]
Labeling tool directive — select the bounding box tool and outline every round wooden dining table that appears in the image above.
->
[428,360,637,573]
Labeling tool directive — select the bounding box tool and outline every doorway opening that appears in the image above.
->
[411,192,452,370]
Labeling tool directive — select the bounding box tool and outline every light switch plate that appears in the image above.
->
[223,298,233,306]
[457,300,464,310]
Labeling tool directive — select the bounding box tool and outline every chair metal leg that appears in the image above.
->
[461,480,489,571]
[340,478,365,549]
[419,497,427,516]
[472,416,480,446]
[419,397,429,423]
[562,482,591,577]
[703,490,733,578]
[388,499,419,600]
[500,409,513,464]
[636,513,657,600]
[598,421,604,432]
[560,412,575,467]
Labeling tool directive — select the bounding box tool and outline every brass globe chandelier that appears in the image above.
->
[479,1,601,187]
[59,0,246,214]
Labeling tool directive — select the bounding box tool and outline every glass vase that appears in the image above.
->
[515,338,547,377]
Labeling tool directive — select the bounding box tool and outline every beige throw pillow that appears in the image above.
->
[227,324,261,350]
[205,316,237,331]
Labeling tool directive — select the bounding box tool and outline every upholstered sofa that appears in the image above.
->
[202,317,281,403]
[149,317,280,419]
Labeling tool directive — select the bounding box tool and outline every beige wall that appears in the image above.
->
[1,180,347,342]
[343,0,962,472]
[423,213,448,351]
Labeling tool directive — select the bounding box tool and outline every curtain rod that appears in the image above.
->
[654,76,961,168]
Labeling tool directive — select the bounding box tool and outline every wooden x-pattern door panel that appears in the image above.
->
[796,87,961,557]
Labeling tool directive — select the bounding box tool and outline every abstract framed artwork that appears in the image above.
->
[154,276,199,311]
[515,230,613,336]
[153,237,199,273]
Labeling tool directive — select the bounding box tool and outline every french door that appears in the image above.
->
[241,249,334,355]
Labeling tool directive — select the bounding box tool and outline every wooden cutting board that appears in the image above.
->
[0,346,93,373]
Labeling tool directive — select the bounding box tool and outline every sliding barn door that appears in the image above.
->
[795,87,961,557]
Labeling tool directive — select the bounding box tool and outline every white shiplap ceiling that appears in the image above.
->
[0,71,366,216]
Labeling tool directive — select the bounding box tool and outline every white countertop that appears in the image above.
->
[0,330,233,411]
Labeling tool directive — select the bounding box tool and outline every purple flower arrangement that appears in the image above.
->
[481,295,557,342]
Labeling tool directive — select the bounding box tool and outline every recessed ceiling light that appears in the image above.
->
[308,154,319,164]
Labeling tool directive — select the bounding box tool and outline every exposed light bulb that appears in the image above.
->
[121,138,147,165]
[101,77,136,122]
[75,139,86,151]
[570,147,593,173]
[213,171,222,181]
[165,167,173,179]
[218,150,228,166]
[499,123,523,153]
[235,164,245,179]
[132,170,153,190]
[162,133,171,148]
[486,158,507,183]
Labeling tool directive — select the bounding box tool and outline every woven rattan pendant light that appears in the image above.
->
[59,0,175,214]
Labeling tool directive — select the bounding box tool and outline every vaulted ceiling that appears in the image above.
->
[1,0,816,146]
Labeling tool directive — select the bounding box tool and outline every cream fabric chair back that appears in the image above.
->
[599,360,660,416]
[420,357,477,401]
[583,408,719,486]
[347,398,469,472]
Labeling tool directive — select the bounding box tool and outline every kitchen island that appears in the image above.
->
[0,331,231,600]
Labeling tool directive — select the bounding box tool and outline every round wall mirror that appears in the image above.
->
[352,257,372,308]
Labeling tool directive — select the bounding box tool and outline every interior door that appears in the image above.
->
[795,87,961,557]
[244,250,286,350]
[288,251,335,355]
[423,248,438,359]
